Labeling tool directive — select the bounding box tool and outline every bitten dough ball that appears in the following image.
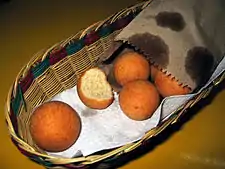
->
[113,52,150,86]
[77,67,114,109]
[29,101,81,152]
[154,71,191,97]
[119,80,160,121]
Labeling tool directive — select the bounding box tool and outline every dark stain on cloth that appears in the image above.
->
[128,32,169,68]
[155,11,186,32]
[185,46,215,88]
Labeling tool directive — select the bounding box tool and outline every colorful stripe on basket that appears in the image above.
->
[11,136,55,167]
[31,57,50,78]
[30,157,54,168]
[11,87,22,116]
[16,142,36,158]
[98,25,113,37]
[66,38,85,55]
[84,31,100,46]
[19,69,34,93]
[112,14,134,30]
[49,47,67,65]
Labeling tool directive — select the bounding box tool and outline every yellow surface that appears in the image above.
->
[0,0,225,169]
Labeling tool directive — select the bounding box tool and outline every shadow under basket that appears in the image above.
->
[5,1,225,169]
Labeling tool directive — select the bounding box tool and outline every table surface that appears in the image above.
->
[0,0,225,169]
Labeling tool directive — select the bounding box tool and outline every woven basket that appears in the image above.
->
[5,1,225,169]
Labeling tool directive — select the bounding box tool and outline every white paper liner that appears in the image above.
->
[47,89,161,158]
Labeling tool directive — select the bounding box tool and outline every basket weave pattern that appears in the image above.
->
[5,1,225,168]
